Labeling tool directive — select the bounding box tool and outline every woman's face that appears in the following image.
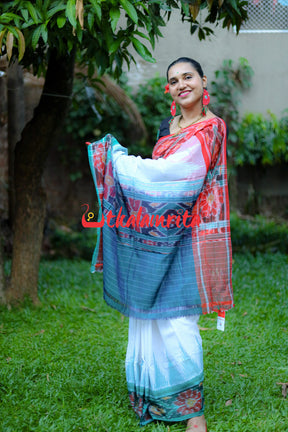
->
[167,62,207,110]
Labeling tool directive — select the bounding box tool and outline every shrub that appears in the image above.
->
[230,212,288,254]
[131,74,176,155]
[234,110,288,166]
[210,57,254,149]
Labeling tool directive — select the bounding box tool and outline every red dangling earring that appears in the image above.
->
[170,100,176,117]
[164,84,176,117]
[202,88,210,115]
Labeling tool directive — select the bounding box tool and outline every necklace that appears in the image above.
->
[177,114,203,131]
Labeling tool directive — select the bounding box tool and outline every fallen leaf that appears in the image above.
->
[33,329,45,336]
[6,357,12,362]
[239,374,248,378]
[198,326,214,331]
[81,306,97,313]
[47,374,50,382]
[242,311,248,316]
[51,304,57,310]
[277,382,288,398]
[225,399,233,406]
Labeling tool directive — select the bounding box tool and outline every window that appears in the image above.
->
[239,0,288,32]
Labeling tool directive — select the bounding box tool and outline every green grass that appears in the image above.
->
[0,253,287,432]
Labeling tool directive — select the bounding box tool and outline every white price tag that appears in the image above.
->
[217,311,225,331]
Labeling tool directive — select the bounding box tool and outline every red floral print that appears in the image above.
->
[93,150,105,173]
[174,389,202,415]
[200,179,224,219]
[129,392,144,418]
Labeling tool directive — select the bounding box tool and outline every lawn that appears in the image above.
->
[0,252,287,432]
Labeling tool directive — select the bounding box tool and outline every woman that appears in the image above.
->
[86,57,233,432]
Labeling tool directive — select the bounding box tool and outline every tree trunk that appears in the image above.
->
[5,48,75,304]
[0,234,5,302]
[7,60,25,228]
[0,65,8,301]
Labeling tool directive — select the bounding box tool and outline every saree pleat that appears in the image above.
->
[126,316,204,425]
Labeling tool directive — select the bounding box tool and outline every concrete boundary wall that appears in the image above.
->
[125,11,288,118]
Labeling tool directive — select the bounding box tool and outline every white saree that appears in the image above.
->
[125,316,204,425]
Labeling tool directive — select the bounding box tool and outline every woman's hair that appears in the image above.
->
[166,57,204,80]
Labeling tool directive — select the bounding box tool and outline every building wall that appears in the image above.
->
[126,11,288,118]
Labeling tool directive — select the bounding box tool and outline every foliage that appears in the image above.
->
[230,212,288,254]
[0,0,161,78]
[234,110,288,166]
[44,223,97,260]
[210,57,254,149]
[0,253,287,431]
[63,74,174,161]
[65,75,134,142]
[60,75,135,181]
[130,74,178,155]
[0,1,248,78]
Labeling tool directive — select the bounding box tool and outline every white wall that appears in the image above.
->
[125,11,288,118]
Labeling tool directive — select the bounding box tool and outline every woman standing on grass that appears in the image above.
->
[86,57,233,432]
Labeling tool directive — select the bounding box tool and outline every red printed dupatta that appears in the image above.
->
[152,117,233,314]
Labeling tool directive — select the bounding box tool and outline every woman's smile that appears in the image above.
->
[179,90,191,97]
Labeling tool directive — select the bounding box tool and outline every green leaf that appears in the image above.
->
[103,24,113,49]
[6,25,19,39]
[67,38,74,53]
[181,1,190,17]
[87,12,94,30]
[0,13,22,23]
[21,9,29,22]
[131,37,155,63]
[31,26,42,50]
[26,2,40,24]
[47,4,66,19]
[134,30,150,42]
[66,0,77,27]
[40,23,48,43]
[109,37,122,54]
[109,7,120,32]
[57,15,66,28]
[89,0,101,21]
[120,0,138,24]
